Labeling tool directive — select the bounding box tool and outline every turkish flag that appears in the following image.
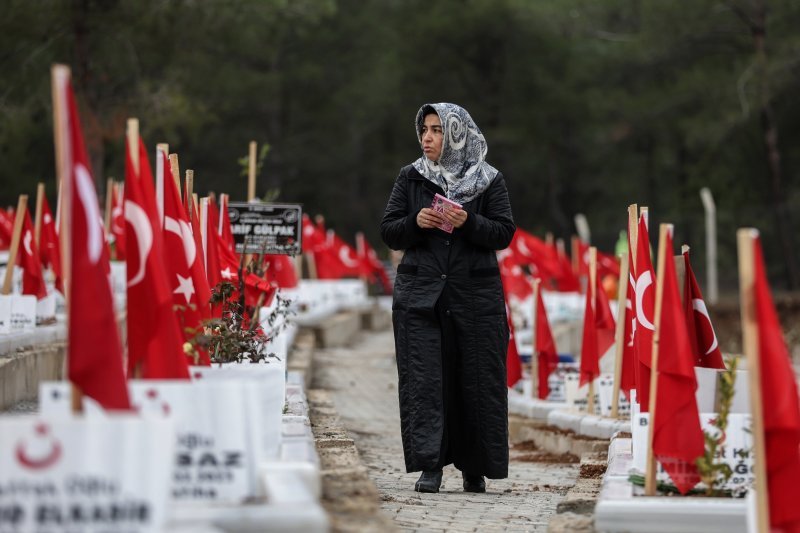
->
[124,137,190,379]
[499,250,533,301]
[752,234,800,532]
[505,302,522,387]
[160,151,210,365]
[207,198,275,309]
[634,215,656,412]
[579,283,599,387]
[109,182,126,260]
[682,250,725,370]
[508,229,561,281]
[39,196,63,294]
[552,241,581,292]
[217,193,236,254]
[263,254,298,289]
[17,208,47,299]
[652,228,703,495]
[0,209,12,250]
[535,283,559,399]
[60,74,130,409]
[315,230,368,279]
[301,214,325,253]
[579,271,616,387]
[576,239,620,280]
[357,233,392,294]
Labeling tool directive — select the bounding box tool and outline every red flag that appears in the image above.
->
[207,198,275,309]
[357,233,392,294]
[263,254,298,289]
[0,209,13,250]
[579,270,616,387]
[125,137,190,379]
[535,284,559,399]
[218,194,236,254]
[597,249,621,279]
[109,183,126,260]
[634,215,656,411]
[682,250,725,369]
[652,228,703,495]
[315,230,368,279]
[576,238,620,280]
[39,196,63,294]
[17,209,47,299]
[184,196,211,323]
[61,75,131,409]
[161,151,210,365]
[508,229,561,281]
[301,214,325,253]
[752,235,800,532]
[595,272,616,354]
[499,250,533,301]
[552,241,581,292]
[579,283,599,387]
[505,302,522,387]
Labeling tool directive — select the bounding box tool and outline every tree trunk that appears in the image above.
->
[752,0,798,288]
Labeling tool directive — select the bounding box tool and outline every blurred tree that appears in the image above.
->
[1,0,800,289]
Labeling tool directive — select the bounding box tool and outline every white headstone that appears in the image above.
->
[0,415,175,533]
[10,295,36,333]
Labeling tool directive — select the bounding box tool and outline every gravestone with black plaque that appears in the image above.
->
[227,202,302,256]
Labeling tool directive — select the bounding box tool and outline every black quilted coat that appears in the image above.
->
[380,164,515,478]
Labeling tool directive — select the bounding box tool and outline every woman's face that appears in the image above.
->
[420,113,443,162]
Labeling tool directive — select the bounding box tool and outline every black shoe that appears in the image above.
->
[414,470,443,493]
[462,472,485,493]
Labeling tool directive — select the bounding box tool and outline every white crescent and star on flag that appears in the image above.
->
[124,199,153,287]
[76,163,103,264]
[635,270,655,331]
[692,298,719,354]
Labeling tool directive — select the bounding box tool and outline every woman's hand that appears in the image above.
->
[443,207,468,229]
[416,208,444,229]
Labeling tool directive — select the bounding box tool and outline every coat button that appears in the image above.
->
[441,274,447,280]
[445,310,451,316]
[445,240,451,246]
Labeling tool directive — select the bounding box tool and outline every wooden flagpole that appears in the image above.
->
[737,228,770,533]
[155,143,169,226]
[127,119,139,174]
[628,204,638,268]
[200,197,209,273]
[587,246,597,415]
[611,252,629,419]
[169,154,182,206]
[51,64,81,412]
[644,223,672,496]
[103,178,113,236]
[33,183,45,249]
[185,170,194,215]
[248,141,257,202]
[1,196,28,295]
[51,65,70,305]
[571,235,581,276]
[355,231,368,284]
[531,277,541,399]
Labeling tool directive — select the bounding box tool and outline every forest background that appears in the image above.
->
[2,0,800,292]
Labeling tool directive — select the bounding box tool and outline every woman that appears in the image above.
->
[380,103,515,493]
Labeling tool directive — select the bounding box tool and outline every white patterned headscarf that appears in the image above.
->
[412,103,499,205]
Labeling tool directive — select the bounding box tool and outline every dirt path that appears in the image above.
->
[312,329,580,532]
